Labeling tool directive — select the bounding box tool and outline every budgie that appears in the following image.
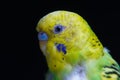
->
[36,10,120,80]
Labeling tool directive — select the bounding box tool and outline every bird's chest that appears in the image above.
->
[64,66,88,80]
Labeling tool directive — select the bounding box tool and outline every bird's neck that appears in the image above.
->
[63,65,88,80]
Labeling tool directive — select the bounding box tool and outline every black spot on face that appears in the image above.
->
[62,58,64,60]
[54,65,56,67]
[92,44,96,47]
[96,41,99,43]
[98,44,100,46]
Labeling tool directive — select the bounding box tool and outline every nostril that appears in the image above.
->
[40,32,44,35]
[38,32,48,41]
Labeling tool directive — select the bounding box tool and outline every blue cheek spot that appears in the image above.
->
[38,32,48,41]
[56,44,67,54]
[62,45,66,54]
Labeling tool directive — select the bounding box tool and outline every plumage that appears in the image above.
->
[36,10,120,80]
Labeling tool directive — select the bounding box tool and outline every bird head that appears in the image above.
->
[36,11,103,74]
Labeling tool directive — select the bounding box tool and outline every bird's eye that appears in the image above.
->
[53,25,64,34]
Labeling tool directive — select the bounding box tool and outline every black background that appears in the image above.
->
[2,0,120,80]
